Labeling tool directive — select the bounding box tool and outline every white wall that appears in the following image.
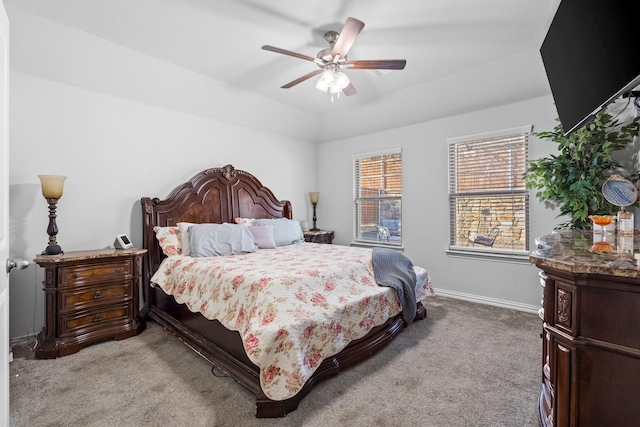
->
[318,95,561,311]
[6,5,318,143]
[7,8,318,340]
[317,48,555,144]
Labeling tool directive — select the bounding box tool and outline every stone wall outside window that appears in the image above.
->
[454,195,526,250]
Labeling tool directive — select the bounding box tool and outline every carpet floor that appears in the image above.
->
[9,296,542,426]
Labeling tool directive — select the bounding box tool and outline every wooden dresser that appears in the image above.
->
[531,230,640,427]
[34,248,146,359]
[303,229,334,244]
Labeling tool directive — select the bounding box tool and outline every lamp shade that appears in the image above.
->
[309,191,319,204]
[38,175,66,199]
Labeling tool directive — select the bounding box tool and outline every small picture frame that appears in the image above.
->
[114,234,133,249]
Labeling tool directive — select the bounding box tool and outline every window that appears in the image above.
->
[448,126,530,254]
[353,148,402,245]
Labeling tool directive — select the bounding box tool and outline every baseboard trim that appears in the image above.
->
[433,288,539,314]
[10,333,37,349]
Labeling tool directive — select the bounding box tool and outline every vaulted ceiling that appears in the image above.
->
[6,0,562,142]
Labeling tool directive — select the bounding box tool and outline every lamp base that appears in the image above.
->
[42,245,63,256]
[309,228,320,231]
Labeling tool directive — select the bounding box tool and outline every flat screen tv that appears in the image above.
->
[540,0,640,134]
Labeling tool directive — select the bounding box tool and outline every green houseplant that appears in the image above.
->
[523,109,640,229]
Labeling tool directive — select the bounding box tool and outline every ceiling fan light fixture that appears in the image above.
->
[334,71,350,89]
[320,69,335,85]
[315,78,330,92]
[316,67,350,94]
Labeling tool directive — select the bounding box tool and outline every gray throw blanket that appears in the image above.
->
[371,248,417,323]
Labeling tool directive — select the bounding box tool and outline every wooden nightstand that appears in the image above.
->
[33,248,146,359]
[303,229,334,244]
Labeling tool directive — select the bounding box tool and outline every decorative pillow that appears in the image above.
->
[248,225,276,249]
[153,226,181,256]
[234,217,256,226]
[177,222,196,256]
[253,218,304,247]
[188,223,258,257]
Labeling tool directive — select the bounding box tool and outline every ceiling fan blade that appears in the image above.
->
[345,59,407,70]
[342,83,357,96]
[331,17,365,59]
[262,45,317,63]
[281,69,323,89]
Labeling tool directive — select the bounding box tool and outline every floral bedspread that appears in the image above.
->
[150,243,433,401]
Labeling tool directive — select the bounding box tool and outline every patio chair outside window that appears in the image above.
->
[469,226,500,247]
[376,225,390,241]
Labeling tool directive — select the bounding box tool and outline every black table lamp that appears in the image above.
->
[309,191,320,231]
[38,175,66,255]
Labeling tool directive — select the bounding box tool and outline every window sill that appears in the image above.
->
[350,241,404,251]
[446,247,531,264]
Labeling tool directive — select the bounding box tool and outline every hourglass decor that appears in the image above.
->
[38,175,66,255]
[309,191,320,231]
[587,215,616,252]
[587,215,615,234]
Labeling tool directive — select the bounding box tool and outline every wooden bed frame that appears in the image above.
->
[140,164,427,418]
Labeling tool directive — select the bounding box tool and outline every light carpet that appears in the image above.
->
[9,296,541,426]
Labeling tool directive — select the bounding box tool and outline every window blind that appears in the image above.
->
[448,128,530,253]
[353,148,402,244]
[356,153,402,198]
[449,134,528,194]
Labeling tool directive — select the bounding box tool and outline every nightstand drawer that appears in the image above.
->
[58,303,133,337]
[59,260,132,286]
[58,282,133,313]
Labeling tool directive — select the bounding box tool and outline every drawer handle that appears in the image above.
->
[115,267,121,273]
[75,272,81,279]
[93,314,102,322]
[93,290,102,299]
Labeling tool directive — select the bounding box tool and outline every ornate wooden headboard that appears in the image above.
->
[140,164,292,286]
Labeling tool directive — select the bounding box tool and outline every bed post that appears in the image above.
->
[140,196,160,318]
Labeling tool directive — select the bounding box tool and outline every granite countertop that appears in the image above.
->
[530,229,640,278]
[34,247,147,264]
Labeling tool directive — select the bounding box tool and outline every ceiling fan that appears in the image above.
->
[262,17,406,99]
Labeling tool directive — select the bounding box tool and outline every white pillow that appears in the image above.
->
[248,225,276,249]
[253,218,304,246]
[188,223,258,257]
[177,222,196,256]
